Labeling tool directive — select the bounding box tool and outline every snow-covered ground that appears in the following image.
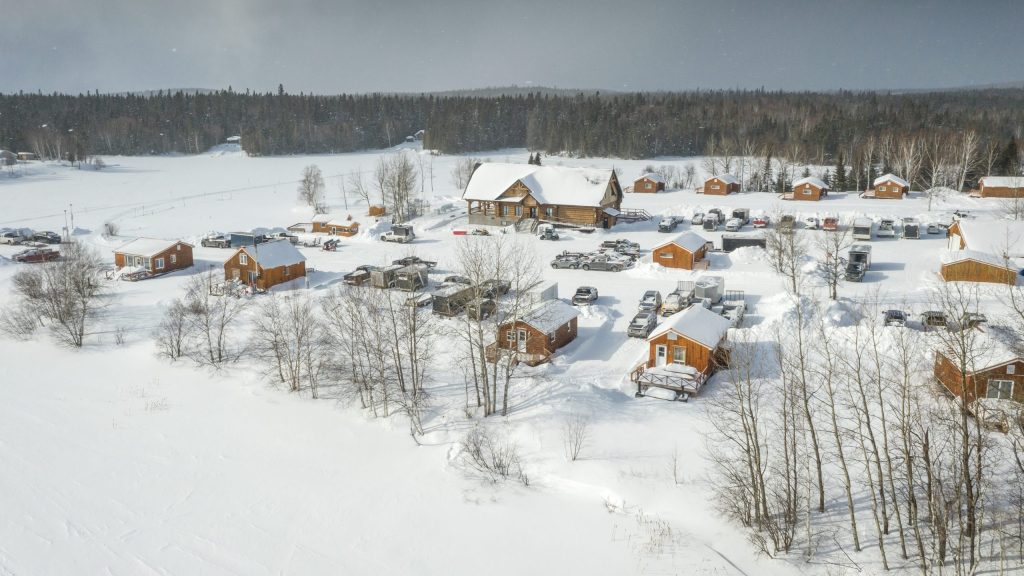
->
[0,147,1017,575]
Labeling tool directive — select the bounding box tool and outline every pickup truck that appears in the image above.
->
[0,231,25,245]
[572,286,599,305]
[380,224,415,243]
[201,235,232,248]
[344,264,379,286]
[580,254,626,272]
[392,256,437,268]
[12,248,61,263]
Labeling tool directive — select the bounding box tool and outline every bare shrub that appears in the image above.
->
[458,425,529,486]
[154,298,189,360]
[562,412,591,462]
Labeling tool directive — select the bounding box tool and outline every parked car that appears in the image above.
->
[883,309,907,327]
[344,264,378,286]
[405,293,433,308]
[822,217,839,231]
[926,223,941,235]
[658,216,679,232]
[444,275,472,285]
[731,208,750,225]
[639,290,662,313]
[12,248,60,263]
[481,279,511,298]
[724,218,743,232]
[200,234,232,248]
[572,286,599,305]
[466,298,497,320]
[661,291,689,316]
[601,239,640,258]
[393,255,437,268]
[0,231,25,245]
[708,208,725,222]
[804,217,820,230]
[919,310,948,330]
[538,228,560,240]
[627,311,658,338]
[877,218,896,238]
[721,301,746,326]
[580,254,625,272]
[550,255,581,269]
[752,215,769,228]
[702,215,718,232]
[845,262,866,282]
[380,224,415,243]
[31,231,61,244]
[691,212,705,225]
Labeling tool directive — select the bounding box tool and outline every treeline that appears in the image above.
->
[1,88,1023,169]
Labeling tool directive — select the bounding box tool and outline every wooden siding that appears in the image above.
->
[313,221,359,236]
[114,242,193,274]
[652,242,707,270]
[934,352,1024,403]
[703,177,740,196]
[871,180,908,199]
[633,177,665,193]
[980,185,1024,198]
[947,221,967,249]
[223,249,306,291]
[497,317,578,358]
[645,330,718,375]
[940,259,1018,285]
[792,183,824,201]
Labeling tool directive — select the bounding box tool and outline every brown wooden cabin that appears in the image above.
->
[633,173,666,193]
[488,299,580,366]
[224,239,306,291]
[652,231,709,270]
[701,174,740,195]
[114,238,194,275]
[790,176,829,201]
[870,173,910,199]
[977,176,1024,198]
[947,220,1024,256]
[368,205,387,217]
[940,251,1019,285]
[630,305,731,396]
[464,163,622,229]
[311,214,360,236]
[934,338,1024,405]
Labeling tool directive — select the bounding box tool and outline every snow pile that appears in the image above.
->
[728,246,765,264]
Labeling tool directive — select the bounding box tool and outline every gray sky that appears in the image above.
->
[1,0,1020,94]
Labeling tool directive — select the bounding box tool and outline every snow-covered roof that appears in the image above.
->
[114,237,189,257]
[514,299,580,335]
[793,176,828,190]
[979,176,1024,188]
[706,173,739,185]
[953,220,1024,258]
[654,231,707,253]
[463,163,615,207]
[940,249,1017,268]
[637,172,665,184]
[873,173,910,188]
[648,304,731,349]
[966,330,1022,372]
[240,239,305,268]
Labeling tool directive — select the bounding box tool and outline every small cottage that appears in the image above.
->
[630,304,731,396]
[701,174,740,195]
[652,231,709,270]
[976,176,1024,198]
[869,173,910,199]
[114,238,194,275]
[310,214,360,236]
[224,239,306,291]
[940,250,1019,285]
[490,299,580,366]
[934,333,1024,404]
[790,176,829,201]
[634,173,666,193]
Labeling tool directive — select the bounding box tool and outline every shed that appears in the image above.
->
[977,176,1024,198]
[630,305,731,396]
[939,250,1020,285]
[491,299,580,366]
[790,176,829,201]
[634,173,666,193]
[652,231,709,270]
[702,174,740,195]
[224,239,306,290]
[114,238,194,276]
[870,173,910,199]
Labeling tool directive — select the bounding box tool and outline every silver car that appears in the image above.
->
[627,311,658,338]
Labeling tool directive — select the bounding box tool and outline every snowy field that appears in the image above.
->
[0,146,1018,575]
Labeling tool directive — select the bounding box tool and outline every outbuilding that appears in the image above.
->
[114,238,194,275]
[701,174,740,195]
[939,250,1020,285]
[633,173,666,193]
[652,231,709,270]
[869,173,910,199]
[224,239,306,290]
[789,176,829,201]
[630,304,731,396]
[490,299,580,366]
[976,176,1024,198]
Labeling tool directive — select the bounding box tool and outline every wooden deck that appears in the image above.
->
[630,362,708,398]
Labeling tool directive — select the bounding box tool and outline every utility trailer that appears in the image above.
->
[721,233,766,252]
[849,244,872,269]
[852,218,873,241]
[901,218,920,239]
[393,265,429,292]
[370,264,404,289]
[432,283,477,316]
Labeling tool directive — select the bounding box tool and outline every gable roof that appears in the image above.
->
[873,173,910,188]
[793,176,828,190]
[654,231,708,253]
[114,237,190,257]
[940,249,1018,269]
[512,299,580,335]
[648,304,731,348]
[952,219,1024,258]
[979,176,1024,188]
[705,173,739,185]
[239,239,306,268]
[636,172,665,184]
[463,162,616,207]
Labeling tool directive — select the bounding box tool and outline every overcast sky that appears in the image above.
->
[1,0,1020,94]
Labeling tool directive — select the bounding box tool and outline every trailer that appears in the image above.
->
[721,233,766,252]
[731,208,750,225]
[393,265,429,292]
[370,264,404,289]
[849,244,872,269]
[822,216,839,231]
[877,218,896,238]
[901,218,920,239]
[852,218,873,240]
[432,283,477,316]
[694,275,725,304]
[229,232,267,248]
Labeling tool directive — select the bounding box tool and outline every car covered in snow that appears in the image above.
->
[724,218,743,232]
[579,254,626,272]
[804,217,820,230]
[466,298,497,320]
[882,309,907,327]
[627,310,658,338]
[720,301,746,327]
[845,262,866,282]
[660,291,690,316]
[691,212,705,225]
[550,255,582,269]
[443,275,472,286]
[658,217,679,232]
[572,286,598,305]
[638,290,662,313]
[752,215,769,228]
[404,293,433,308]
[392,255,437,268]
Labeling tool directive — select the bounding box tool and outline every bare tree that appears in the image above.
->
[450,157,478,190]
[816,222,853,300]
[251,293,328,398]
[347,169,371,206]
[376,152,419,222]
[155,298,190,360]
[764,217,808,295]
[298,164,327,213]
[182,271,249,366]
[953,130,981,192]
[562,413,591,462]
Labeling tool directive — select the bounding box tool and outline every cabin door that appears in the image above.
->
[529,207,537,219]
[248,271,259,285]
[655,345,667,367]
[231,268,240,281]
[516,329,528,353]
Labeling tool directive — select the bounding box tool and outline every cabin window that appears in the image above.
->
[284,265,290,277]
[879,186,886,192]
[176,244,181,251]
[987,379,1014,400]
[506,330,515,342]
[672,346,686,364]
[659,251,673,259]
[802,188,811,195]
[645,182,652,190]
[711,184,720,190]
[155,258,165,270]
[501,205,509,216]
[1008,365,1017,375]
[546,207,554,217]
[170,254,177,264]
[515,206,522,216]
[239,253,248,265]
